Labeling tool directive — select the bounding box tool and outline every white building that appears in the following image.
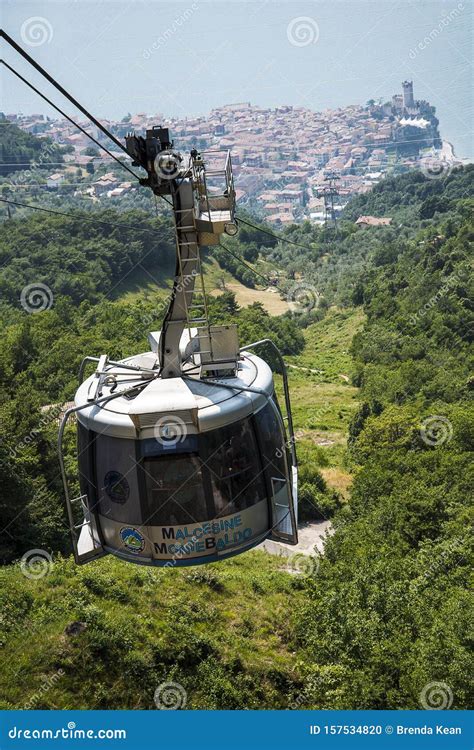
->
[47,173,65,189]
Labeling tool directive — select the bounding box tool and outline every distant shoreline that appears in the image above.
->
[441,139,473,164]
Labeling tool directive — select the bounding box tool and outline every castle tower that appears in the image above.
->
[402,80,414,109]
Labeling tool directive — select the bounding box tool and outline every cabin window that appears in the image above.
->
[143,454,209,525]
[94,435,142,523]
[255,400,288,479]
[200,418,267,517]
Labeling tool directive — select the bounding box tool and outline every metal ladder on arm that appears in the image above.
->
[173,204,214,369]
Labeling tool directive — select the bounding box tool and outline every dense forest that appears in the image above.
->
[296,185,473,708]
[0,158,472,709]
[0,117,67,177]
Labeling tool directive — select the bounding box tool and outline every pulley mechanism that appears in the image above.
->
[125,126,239,379]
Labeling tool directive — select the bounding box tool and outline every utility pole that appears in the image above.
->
[317,171,340,235]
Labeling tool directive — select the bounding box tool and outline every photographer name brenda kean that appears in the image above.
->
[309,725,462,735]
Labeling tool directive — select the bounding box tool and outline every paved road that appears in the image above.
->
[258,519,333,559]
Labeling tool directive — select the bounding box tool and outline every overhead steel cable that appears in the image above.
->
[0,197,174,237]
[0,39,174,206]
[1,30,136,164]
[1,59,141,181]
[1,197,290,295]
[217,241,287,295]
[235,215,317,251]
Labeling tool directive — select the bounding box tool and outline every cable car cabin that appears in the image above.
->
[58,132,298,567]
[61,339,298,567]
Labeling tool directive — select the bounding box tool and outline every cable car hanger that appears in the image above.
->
[0,29,301,566]
[57,125,299,566]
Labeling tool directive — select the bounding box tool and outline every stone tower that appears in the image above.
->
[402,80,414,109]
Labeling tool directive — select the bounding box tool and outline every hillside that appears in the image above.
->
[295,182,473,709]
[0,552,306,710]
[0,117,67,177]
[0,165,472,710]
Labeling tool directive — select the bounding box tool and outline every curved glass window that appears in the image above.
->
[94,435,142,524]
[255,400,288,479]
[92,417,271,529]
[201,418,267,517]
[255,399,297,544]
[142,454,209,526]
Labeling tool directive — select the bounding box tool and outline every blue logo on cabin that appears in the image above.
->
[120,527,145,554]
[104,471,130,504]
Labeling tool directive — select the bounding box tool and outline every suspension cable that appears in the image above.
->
[235,215,317,251]
[1,31,133,161]
[216,241,287,294]
[0,197,174,237]
[1,60,141,180]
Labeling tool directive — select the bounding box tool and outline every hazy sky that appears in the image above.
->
[2,0,473,157]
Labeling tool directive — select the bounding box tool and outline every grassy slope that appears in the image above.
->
[285,307,365,496]
[0,553,305,710]
[0,294,363,709]
[114,254,291,315]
